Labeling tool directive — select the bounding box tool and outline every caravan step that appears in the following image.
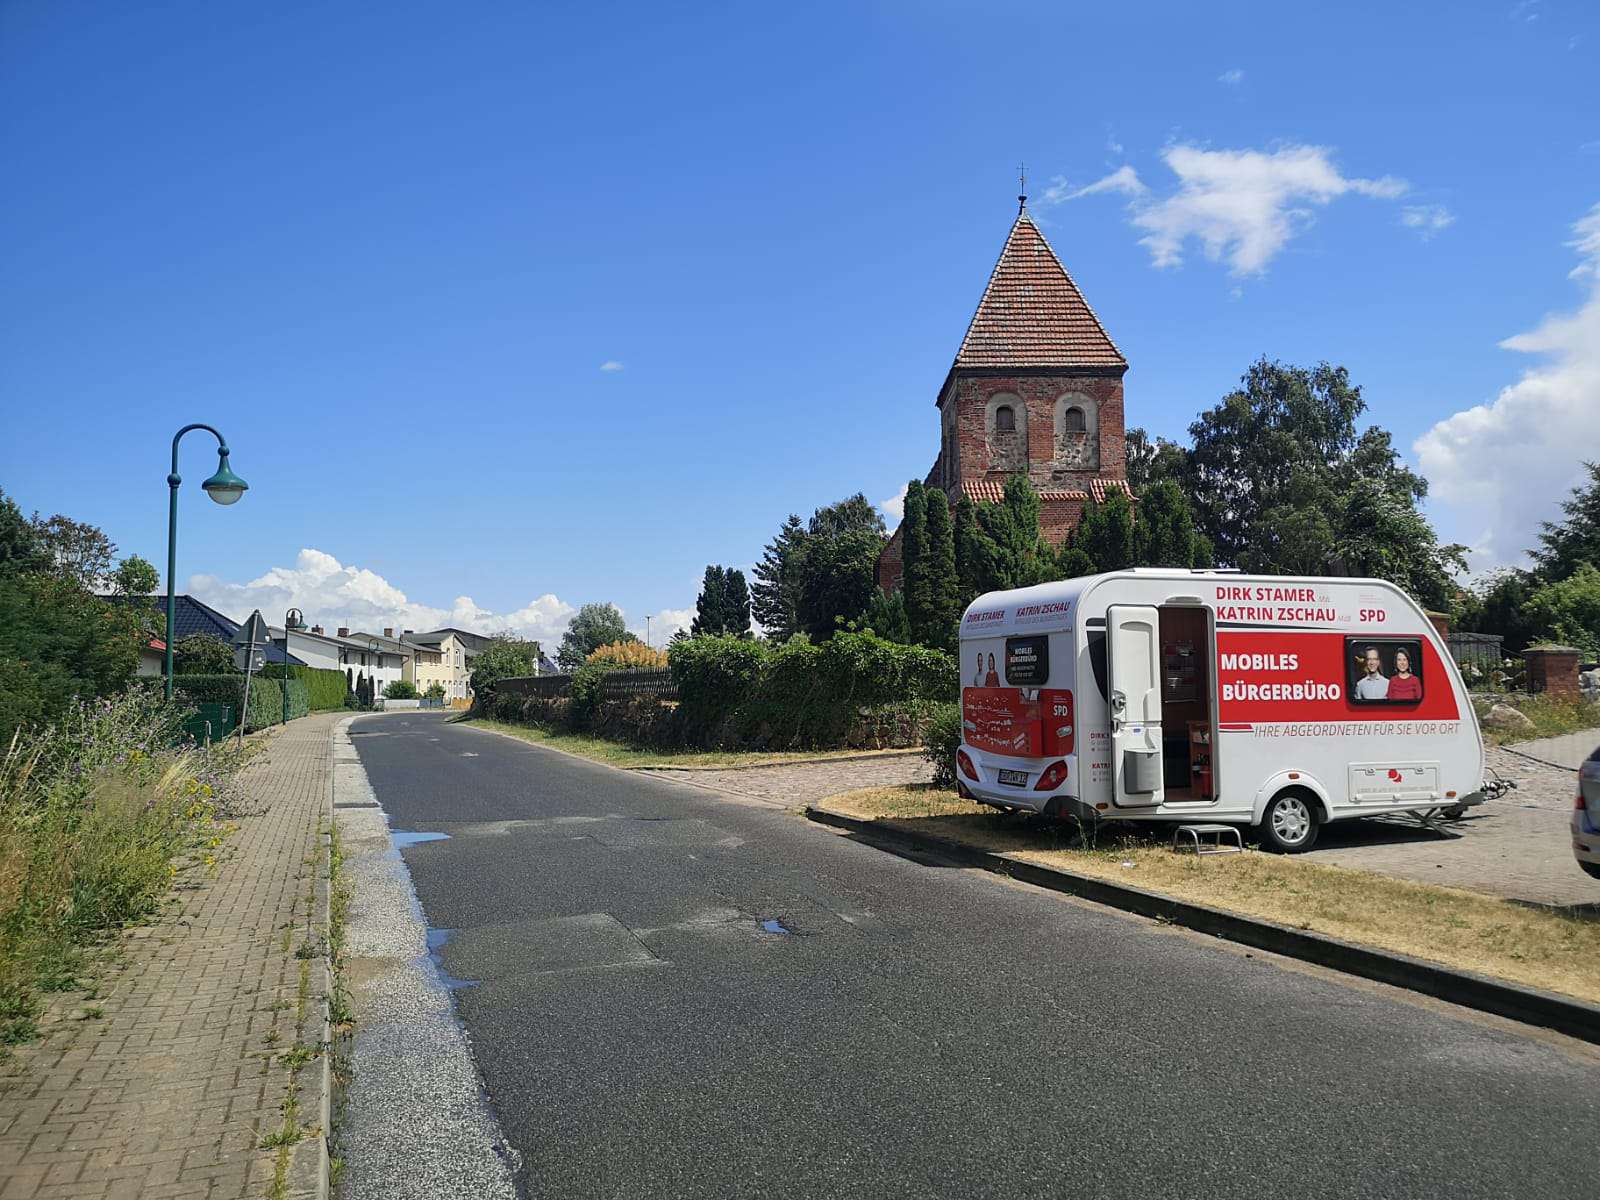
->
[1172,823,1244,856]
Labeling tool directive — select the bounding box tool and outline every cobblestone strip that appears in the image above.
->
[0,711,342,1200]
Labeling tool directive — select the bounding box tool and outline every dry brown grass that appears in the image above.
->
[824,784,1600,1005]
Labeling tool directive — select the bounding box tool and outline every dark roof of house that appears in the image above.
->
[950,210,1126,373]
[105,595,303,665]
[407,627,495,654]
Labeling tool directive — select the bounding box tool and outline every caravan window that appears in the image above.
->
[1347,637,1424,704]
[1086,620,1109,701]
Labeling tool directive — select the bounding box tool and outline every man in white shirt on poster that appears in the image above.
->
[1355,646,1389,700]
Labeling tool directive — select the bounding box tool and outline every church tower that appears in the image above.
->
[879,200,1132,592]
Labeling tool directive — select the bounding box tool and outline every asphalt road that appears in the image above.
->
[351,713,1600,1200]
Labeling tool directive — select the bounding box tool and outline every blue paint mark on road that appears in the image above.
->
[427,927,482,990]
[393,830,450,848]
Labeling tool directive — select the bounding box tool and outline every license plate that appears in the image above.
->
[998,768,1029,788]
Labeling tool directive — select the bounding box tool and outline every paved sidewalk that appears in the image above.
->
[1504,730,1598,770]
[0,712,340,1200]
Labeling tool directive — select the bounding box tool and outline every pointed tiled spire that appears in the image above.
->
[952,211,1126,370]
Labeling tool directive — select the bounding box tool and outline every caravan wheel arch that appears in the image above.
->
[1251,770,1332,825]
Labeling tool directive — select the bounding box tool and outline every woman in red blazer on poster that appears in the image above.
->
[984,652,1001,688]
[1386,649,1423,701]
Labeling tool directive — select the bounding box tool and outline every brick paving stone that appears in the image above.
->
[0,712,340,1200]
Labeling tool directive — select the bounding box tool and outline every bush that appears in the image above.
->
[171,633,235,675]
[670,635,769,745]
[264,664,347,711]
[383,679,419,700]
[425,682,446,701]
[668,630,957,750]
[1524,564,1600,658]
[1,690,249,1043]
[172,674,288,733]
[587,640,668,669]
[921,703,961,788]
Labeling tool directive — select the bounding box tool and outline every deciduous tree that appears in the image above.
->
[557,603,634,670]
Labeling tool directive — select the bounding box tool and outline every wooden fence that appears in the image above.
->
[494,669,678,702]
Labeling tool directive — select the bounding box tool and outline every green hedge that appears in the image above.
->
[669,631,957,749]
[172,674,307,732]
[263,664,348,711]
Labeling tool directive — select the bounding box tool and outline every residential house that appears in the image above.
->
[402,628,495,703]
[108,594,304,669]
[337,628,421,697]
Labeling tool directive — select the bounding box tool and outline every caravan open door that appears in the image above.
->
[1109,605,1163,807]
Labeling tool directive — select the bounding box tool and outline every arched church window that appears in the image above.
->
[994,405,1015,433]
[1063,406,1087,434]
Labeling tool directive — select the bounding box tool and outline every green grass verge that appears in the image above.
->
[456,717,919,770]
[1479,694,1600,745]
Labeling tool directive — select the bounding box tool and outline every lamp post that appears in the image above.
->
[165,424,248,701]
[282,608,306,725]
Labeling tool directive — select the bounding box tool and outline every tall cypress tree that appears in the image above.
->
[723,569,752,638]
[953,495,993,609]
[922,488,961,652]
[900,481,932,643]
[691,565,728,636]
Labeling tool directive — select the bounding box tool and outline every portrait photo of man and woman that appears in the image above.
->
[1348,639,1424,704]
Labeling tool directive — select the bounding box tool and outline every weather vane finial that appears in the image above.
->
[1018,162,1027,213]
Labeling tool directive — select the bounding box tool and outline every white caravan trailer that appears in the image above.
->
[956,570,1487,851]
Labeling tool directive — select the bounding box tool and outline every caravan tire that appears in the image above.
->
[1256,790,1320,853]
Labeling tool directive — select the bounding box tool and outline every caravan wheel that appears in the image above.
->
[1257,790,1320,853]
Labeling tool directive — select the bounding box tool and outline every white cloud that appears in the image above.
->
[1038,165,1147,206]
[187,548,578,646]
[634,607,694,646]
[1400,204,1456,239]
[1415,203,1600,570]
[879,482,909,528]
[599,360,625,372]
[1050,144,1407,276]
[1218,68,1245,85]
[1106,133,1124,156]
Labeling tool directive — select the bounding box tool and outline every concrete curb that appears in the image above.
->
[279,720,340,1199]
[806,804,1600,1046]
[1497,743,1583,772]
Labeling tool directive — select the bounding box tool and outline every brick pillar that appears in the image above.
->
[1426,610,1450,640]
[1524,646,1581,698]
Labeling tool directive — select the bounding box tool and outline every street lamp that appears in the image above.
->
[165,424,248,701]
[282,607,306,726]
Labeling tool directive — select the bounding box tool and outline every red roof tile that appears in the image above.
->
[952,211,1125,370]
[958,478,1132,505]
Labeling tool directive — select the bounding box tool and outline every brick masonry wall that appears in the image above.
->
[945,371,1126,493]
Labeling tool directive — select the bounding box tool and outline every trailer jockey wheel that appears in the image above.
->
[1257,789,1320,853]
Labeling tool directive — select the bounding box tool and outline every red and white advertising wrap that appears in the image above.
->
[955,570,1486,851]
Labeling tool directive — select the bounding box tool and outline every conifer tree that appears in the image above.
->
[922,488,961,652]
[751,514,806,640]
[723,568,752,638]
[900,481,932,643]
[1075,491,1136,572]
[691,565,728,636]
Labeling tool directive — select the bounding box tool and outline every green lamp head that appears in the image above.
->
[202,449,248,506]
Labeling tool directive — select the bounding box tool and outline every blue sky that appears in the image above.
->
[3,0,1597,643]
